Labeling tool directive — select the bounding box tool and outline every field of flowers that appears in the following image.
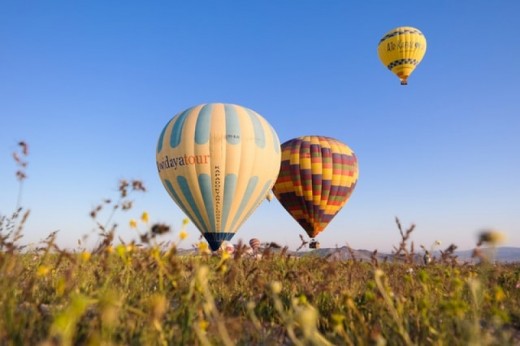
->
[1,142,519,345]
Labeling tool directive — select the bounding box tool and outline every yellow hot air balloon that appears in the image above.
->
[378,26,427,85]
[156,103,281,251]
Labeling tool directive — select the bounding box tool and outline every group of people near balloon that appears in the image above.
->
[156,26,426,251]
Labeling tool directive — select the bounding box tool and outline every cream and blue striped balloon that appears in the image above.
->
[156,103,281,251]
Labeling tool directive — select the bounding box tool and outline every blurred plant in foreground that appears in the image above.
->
[473,229,507,264]
[1,141,30,253]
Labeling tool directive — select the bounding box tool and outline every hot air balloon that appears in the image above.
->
[156,103,281,251]
[249,238,260,251]
[272,136,358,239]
[378,26,427,85]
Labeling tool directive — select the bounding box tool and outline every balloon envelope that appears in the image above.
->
[272,136,358,238]
[378,26,427,85]
[156,103,281,251]
[249,238,260,250]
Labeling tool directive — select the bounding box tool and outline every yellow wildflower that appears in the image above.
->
[294,305,319,336]
[182,218,189,226]
[270,281,282,295]
[494,287,506,302]
[129,218,138,229]
[221,249,230,260]
[331,313,346,326]
[199,319,209,332]
[141,211,149,223]
[116,244,126,256]
[80,251,91,262]
[37,265,51,277]
[55,278,66,296]
[198,242,210,254]
[179,230,188,240]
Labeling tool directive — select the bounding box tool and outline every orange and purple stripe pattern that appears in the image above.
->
[273,136,358,238]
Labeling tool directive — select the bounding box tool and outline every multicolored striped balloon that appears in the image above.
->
[378,26,427,85]
[156,103,281,251]
[272,136,359,239]
[249,238,260,251]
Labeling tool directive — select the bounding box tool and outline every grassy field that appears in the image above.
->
[2,143,520,345]
[2,217,520,345]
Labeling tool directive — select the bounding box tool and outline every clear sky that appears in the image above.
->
[1,1,519,252]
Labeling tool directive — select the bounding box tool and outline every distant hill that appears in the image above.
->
[295,246,520,263]
[451,247,520,263]
[297,247,391,262]
[173,246,520,263]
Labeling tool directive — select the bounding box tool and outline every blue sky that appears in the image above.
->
[1,1,519,252]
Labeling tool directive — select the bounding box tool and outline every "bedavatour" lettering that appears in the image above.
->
[156,154,210,172]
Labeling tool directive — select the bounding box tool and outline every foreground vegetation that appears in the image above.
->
[1,226,519,345]
[2,142,519,345]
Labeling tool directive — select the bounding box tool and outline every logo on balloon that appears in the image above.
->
[156,154,210,173]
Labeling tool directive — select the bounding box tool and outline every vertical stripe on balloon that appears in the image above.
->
[224,104,241,145]
[221,174,237,231]
[157,120,170,153]
[164,179,205,232]
[170,108,192,149]
[195,104,213,145]
[230,176,258,232]
[240,179,274,230]
[271,125,280,153]
[245,109,265,148]
[198,174,216,233]
[177,176,207,232]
